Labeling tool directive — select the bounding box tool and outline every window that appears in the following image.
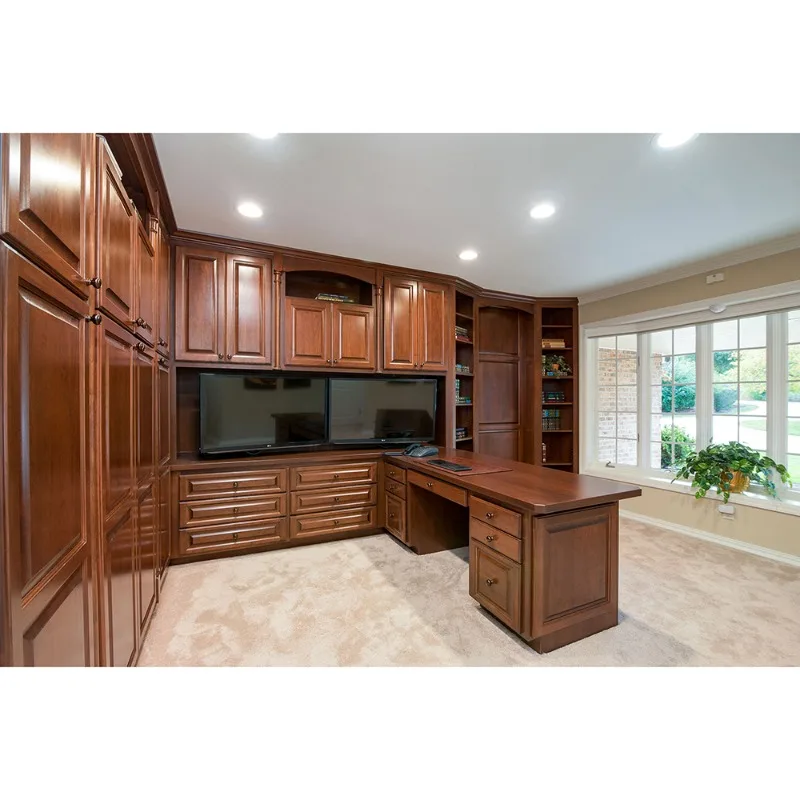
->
[596,335,638,465]
[788,309,800,477]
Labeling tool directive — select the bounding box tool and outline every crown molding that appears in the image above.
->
[577,231,800,306]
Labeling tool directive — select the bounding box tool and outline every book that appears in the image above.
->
[316,293,355,303]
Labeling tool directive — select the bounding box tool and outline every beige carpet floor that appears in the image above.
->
[138,518,800,666]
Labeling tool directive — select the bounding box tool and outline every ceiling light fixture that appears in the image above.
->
[459,249,478,261]
[237,201,263,218]
[655,133,698,149]
[530,202,556,220]
[250,132,279,140]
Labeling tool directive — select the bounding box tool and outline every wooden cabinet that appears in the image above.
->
[332,303,376,369]
[96,138,135,328]
[154,219,171,358]
[383,275,451,371]
[1,133,94,298]
[157,356,170,471]
[103,505,137,667]
[385,492,406,542]
[135,344,155,488]
[175,246,273,364]
[134,220,156,345]
[469,540,521,632]
[157,470,170,587]
[136,482,157,639]
[0,244,95,666]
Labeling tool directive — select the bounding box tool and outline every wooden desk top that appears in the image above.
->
[387,449,642,515]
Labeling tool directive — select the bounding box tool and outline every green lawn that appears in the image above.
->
[740,418,800,435]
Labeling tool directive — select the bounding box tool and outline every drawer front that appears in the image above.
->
[290,485,377,515]
[385,493,406,542]
[384,464,407,484]
[384,477,407,500]
[470,496,522,538]
[290,507,376,539]
[290,462,377,490]
[470,518,522,563]
[179,520,287,556]
[408,470,468,507]
[179,469,287,501]
[469,541,522,632]
[180,495,286,528]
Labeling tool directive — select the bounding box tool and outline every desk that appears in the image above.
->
[383,449,641,653]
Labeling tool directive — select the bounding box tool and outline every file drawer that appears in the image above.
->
[179,469,287,501]
[179,495,286,529]
[290,462,377,490]
[290,485,377,515]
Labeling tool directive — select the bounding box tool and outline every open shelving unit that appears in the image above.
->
[454,290,476,451]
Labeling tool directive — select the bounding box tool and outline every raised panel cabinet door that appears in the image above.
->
[332,303,376,370]
[157,357,170,470]
[418,281,450,372]
[174,247,226,362]
[96,139,136,328]
[135,345,155,488]
[134,220,156,346]
[1,244,94,666]
[156,222,171,357]
[283,297,331,368]
[226,254,273,364]
[383,276,417,370]
[103,505,137,667]
[157,470,170,586]
[1,133,94,298]
[136,483,157,640]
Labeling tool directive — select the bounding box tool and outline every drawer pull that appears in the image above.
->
[426,482,434,488]
[486,578,497,586]
[485,535,496,542]
[233,507,239,514]
[232,481,239,489]
[388,513,395,519]
[333,474,340,479]
[334,519,339,525]
[232,532,239,541]
[334,497,340,502]
[485,512,495,519]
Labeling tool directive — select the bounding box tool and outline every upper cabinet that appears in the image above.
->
[1,133,94,298]
[174,246,273,365]
[383,275,451,372]
[135,220,156,346]
[155,221,171,358]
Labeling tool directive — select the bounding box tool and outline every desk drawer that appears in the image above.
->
[470,518,522,563]
[470,496,521,538]
[290,507,376,539]
[290,485,377,515]
[179,469,286,501]
[180,495,286,529]
[408,470,467,507]
[290,462,377,490]
[469,541,521,632]
[384,464,407,484]
[385,492,406,542]
[179,520,287,556]
[384,477,407,500]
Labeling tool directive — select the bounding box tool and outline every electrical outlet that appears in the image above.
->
[706,272,725,284]
[718,503,735,517]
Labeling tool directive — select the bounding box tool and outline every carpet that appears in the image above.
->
[138,518,800,666]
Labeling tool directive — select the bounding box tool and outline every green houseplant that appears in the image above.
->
[672,441,792,504]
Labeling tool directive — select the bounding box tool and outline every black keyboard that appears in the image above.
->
[426,459,473,472]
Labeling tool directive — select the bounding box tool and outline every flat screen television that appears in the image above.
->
[329,377,436,445]
[199,374,328,455]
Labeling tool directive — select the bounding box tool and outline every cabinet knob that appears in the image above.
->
[486,578,497,586]
[87,276,102,289]
[333,359,338,364]
[158,357,166,366]
[333,474,339,479]
[334,519,339,525]
[135,342,145,352]
[135,317,146,328]
[388,513,395,519]
[233,507,239,514]
[86,313,102,325]
[486,512,495,519]
[218,353,224,360]
[158,337,166,346]
[334,497,340,502]
[485,535,496,542]
[232,532,239,541]
[226,354,232,360]
[233,482,239,489]
[388,471,395,477]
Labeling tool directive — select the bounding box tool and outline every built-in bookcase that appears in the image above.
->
[454,290,476,451]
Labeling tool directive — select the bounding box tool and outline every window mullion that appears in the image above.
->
[638,333,651,471]
[695,323,712,450]
[768,312,787,471]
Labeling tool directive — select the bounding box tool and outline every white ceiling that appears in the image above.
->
[153,134,800,297]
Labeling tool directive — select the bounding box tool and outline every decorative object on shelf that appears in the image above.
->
[542,390,566,402]
[542,354,572,376]
[315,292,355,303]
[542,409,561,431]
[672,441,792,504]
[455,363,472,374]
[541,443,547,463]
[542,338,566,349]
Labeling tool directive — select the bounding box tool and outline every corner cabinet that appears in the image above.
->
[174,246,273,365]
[383,275,451,372]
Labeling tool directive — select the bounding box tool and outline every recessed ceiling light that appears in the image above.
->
[459,249,478,261]
[655,133,698,149]
[530,202,556,220]
[237,201,263,218]
[251,132,279,139]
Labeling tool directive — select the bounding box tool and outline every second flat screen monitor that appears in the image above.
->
[328,378,436,444]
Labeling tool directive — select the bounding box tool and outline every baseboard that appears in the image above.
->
[619,510,800,568]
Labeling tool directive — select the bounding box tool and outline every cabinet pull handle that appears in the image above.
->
[158,357,166,366]
[135,342,145,352]
[233,482,239,489]
[87,276,102,289]
[86,313,102,325]
[158,337,166,346]
[218,353,224,360]
[388,471,395,477]
[486,578,497,586]
[233,507,239,514]
[334,519,339,525]
[333,474,339,479]
[485,535,496,542]
[333,359,338,364]
[426,482,434,488]
[485,512,495,519]
[232,532,239,541]
[334,497,340,502]
[388,513,395,519]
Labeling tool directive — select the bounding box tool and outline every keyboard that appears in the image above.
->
[426,458,473,472]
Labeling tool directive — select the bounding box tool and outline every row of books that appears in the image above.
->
[455,379,472,404]
[455,427,470,440]
[542,338,566,348]
[455,363,472,374]
[315,293,355,303]
[455,324,470,337]
[542,390,566,402]
[542,409,563,430]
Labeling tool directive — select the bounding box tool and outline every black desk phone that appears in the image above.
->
[402,444,440,458]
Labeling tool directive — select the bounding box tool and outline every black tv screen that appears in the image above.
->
[199,374,327,455]
[329,377,436,444]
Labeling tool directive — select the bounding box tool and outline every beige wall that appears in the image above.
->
[621,488,800,559]
[580,247,800,324]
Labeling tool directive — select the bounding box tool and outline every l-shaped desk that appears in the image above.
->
[172,448,641,654]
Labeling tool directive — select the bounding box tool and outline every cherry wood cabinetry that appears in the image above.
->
[0,244,95,666]
[1,133,95,298]
[383,275,451,372]
[135,344,155,487]
[157,357,170,471]
[136,482,157,638]
[157,470,170,587]
[154,219,171,358]
[134,220,156,346]
[332,303,375,369]
[175,246,273,364]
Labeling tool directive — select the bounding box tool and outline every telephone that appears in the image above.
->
[402,444,440,458]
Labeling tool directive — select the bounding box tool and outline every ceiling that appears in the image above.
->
[153,134,800,298]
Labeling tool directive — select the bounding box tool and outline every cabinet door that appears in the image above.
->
[1,133,93,297]
[103,504,137,667]
[1,244,95,666]
[157,470,170,587]
[137,482,157,640]
[174,247,226,362]
[157,356,170,471]
[226,254,272,364]
[135,345,155,488]
[283,297,331,368]
[97,139,135,328]
[418,281,450,372]
[383,275,417,370]
[156,222,171,357]
[332,303,375,370]
[134,220,156,345]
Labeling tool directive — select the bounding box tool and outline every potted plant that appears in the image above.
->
[542,354,572,377]
[672,441,792,504]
